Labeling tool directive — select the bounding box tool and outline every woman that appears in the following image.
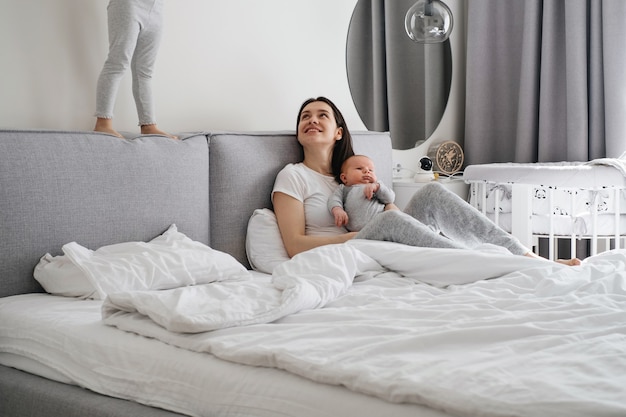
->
[272,96,580,265]
[272,97,362,257]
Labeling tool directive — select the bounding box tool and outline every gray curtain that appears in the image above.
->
[346,0,452,149]
[464,0,626,164]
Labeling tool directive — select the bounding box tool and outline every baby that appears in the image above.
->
[328,155,397,232]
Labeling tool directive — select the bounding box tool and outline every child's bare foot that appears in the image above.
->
[94,118,123,138]
[140,124,178,140]
[94,127,123,138]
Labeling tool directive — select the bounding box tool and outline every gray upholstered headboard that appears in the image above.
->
[207,130,393,268]
[0,129,392,298]
[0,130,210,297]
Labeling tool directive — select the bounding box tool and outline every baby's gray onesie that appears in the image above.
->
[328,182,395,232]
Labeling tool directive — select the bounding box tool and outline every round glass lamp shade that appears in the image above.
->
[405,0,454,44]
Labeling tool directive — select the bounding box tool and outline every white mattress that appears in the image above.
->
[0,293,447,417]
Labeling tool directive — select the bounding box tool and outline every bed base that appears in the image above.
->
[0,365,187,417]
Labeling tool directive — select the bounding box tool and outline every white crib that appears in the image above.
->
[464,161,626,260]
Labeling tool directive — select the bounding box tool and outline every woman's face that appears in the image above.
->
[297,101,343,148]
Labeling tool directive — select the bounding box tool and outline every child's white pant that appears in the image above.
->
[95,0,163,126]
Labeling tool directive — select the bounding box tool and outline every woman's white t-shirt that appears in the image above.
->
[272,163,346,236]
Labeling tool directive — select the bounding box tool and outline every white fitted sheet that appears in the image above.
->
[0,292,448,417]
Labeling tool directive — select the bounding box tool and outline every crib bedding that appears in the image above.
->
[4,240,624,417]
[482,212,626,237]
[469,183,626,216]
[471,185,626,236]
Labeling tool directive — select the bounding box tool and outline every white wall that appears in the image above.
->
[0,0,464,166]
[0,0,366,133]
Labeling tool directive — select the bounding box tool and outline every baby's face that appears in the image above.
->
[341,156,377,185]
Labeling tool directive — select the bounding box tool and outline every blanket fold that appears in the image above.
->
[102,241,552,333]
[103,242,380,332]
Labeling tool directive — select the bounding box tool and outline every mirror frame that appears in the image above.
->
[346,0,452,149]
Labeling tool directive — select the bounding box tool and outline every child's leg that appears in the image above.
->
[131,0,176,139]
[131,0,163,128]
[356,210,467,249]
[94,0,141,136]
[403,182,529,255]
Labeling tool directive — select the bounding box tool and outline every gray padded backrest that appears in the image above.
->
[208,130,393,268]
[0,130,210,297]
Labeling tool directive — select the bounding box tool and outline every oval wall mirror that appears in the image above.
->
[346,0,452,150]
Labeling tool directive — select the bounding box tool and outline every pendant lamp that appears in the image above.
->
[405,0,453,43]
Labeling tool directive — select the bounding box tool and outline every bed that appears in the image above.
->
[1,129,626,417]
[464,160,626,260]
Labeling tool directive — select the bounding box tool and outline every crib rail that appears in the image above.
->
[468,180,625,260]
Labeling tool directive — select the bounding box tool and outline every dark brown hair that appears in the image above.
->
[296,96,355,183]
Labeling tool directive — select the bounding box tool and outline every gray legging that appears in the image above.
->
[95,0,164,126]
[356,182,529,255]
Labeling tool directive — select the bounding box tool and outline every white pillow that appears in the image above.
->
[34,253,98,299]
[36,225,249,299]
[245,208,290,274]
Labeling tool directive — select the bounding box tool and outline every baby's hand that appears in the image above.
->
[362,183,379,200]
[331,207,349,227]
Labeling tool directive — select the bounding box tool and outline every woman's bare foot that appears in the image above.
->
[94,118,123,138]
[524,251,581,266]
[556,258,582,266]
[140,124,178,140]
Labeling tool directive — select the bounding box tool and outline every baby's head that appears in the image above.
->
[339,155,377,186]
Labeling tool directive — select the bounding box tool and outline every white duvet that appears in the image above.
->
[102,240,626,417]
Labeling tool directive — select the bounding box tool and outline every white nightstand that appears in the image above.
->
[392,176,469,211]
